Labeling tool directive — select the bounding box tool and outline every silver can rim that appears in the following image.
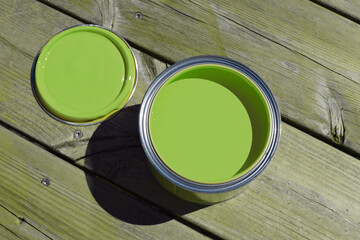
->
[30,24,138,126]
[139,55,281,194]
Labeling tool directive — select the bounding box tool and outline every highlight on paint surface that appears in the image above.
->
[149,64,271,183]
[34,25,136,124]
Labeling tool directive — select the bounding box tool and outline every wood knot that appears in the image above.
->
[97,0,115,29]
[328,97,345,144]
[18,217,25,225]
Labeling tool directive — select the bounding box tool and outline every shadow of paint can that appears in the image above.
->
[31,25,137,125]
[139,56,281,204]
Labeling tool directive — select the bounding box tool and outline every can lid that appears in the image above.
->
[33,25,137,124]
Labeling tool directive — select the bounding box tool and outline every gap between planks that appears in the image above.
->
[308,0,360,25]
[0,119,222,240]
[0,204,52,239]
[1,0,358,238]
[33,0,360,160]
[0,123,213,240]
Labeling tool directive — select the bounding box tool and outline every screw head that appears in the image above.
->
[134,12,143,19]
[74,130,83,139]
[41,178,50,187]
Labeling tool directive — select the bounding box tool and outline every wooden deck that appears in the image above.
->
[1,0,359,239]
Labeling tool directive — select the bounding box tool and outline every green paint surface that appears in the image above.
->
[35,26,136,123]
[149,65,270,183]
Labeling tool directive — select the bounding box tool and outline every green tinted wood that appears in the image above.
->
[0,125,209,240]
[0,0,166,159]
[44,0,360,154]
[0,226,21,240]
[0,206,50,240]
[179,124,360,239]
[311,0,360,22]
[1,0,360,239]
[77,122,360,239]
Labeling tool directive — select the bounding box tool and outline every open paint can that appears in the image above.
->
[139,56,281,204]
[31,25,137,125]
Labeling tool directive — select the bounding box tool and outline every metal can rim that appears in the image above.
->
[139,55,281,193]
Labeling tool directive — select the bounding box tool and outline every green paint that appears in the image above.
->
[149,64,270,183]
[35,26,136,123]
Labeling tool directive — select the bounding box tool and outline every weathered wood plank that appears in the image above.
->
[0,205,50,240]
[42,0,360,155]
[311,0,360,23]
[0,0,166,160]
[0,225,21,240]
[37,0,102,24]
[77,112,360,239]
[0,1,359,239]
[0,125,209,240]
[182,123,360,239]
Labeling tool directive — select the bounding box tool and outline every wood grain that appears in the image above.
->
[0,225,21,240]
[0,206,50,240]
[310,0,360,22]
[0,0,166,160]
[0,125,209,240]
[75,109,360,239]
[1,0,360,239]
[42,0,360,155]
[182,123,360,239]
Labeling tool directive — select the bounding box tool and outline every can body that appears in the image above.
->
[150,165,248,204]
[140,56,281,204]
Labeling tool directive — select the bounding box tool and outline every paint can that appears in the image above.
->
[139,56,281,204]
[31,25,137,125]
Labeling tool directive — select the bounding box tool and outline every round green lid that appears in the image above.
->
[34,25,137,124]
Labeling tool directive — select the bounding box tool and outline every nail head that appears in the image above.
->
[134,12,143,19]
[74,130,83,139]
[41,178,50,187]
